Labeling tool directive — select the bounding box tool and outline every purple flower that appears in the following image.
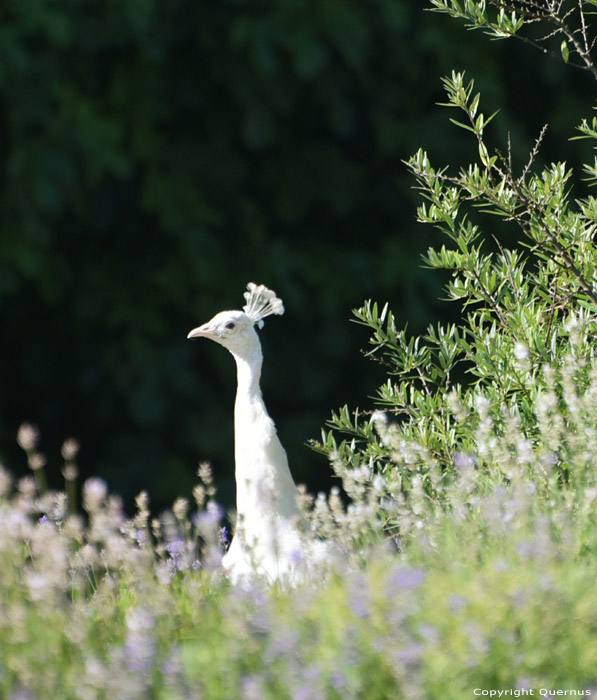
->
[388,565,426,589]
[193,501,224,533]
[347,573,370,620]
[292,687,319,700]
[399,642,424,669]
[348,594,369,620]
[448,594,468,613]
[330,670,348,691]
[289,548,304,565]
[165,538,191,576]
[454,452,475,469]
[166,538,184,558]
[515,540,535,560]
[161,647,184,680]
[241,674,266,700]
[265,628,299,663]
[125,608,156,673]
[219,526,230,550]
[418,623,439,645]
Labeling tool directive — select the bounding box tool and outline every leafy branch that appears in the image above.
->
[316,68,597,505]
[429,0,597,80]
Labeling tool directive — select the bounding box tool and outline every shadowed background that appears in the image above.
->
[0,0,592,512]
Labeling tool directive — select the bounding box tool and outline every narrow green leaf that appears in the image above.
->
[449,118,476,134]
[561,40,569,64]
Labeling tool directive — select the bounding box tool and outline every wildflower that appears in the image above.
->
[330,671,348,691]
[463,621,489,657]
[136,490,149,512]
[347,572,370,620]
[0,465,12,497]
[61,438,80,461]
[165,538,194,575]
[197,461,212,482]
[265,626,300,663]
[516,540,535,560]
[172,497,188,521]
[25,570,54,602]
[61,512,82,538]
[289,547,303,565]
[62,464,78,482]
[166,538,184,558]
[387,564,426,589]
[193,501,224,533]
[76,543,99,567]
[27,453,46,471]
[219,526,230,550]
[454,452,475,469]
[448,594,468,613]
[197,461,216,497]
[160,648,187,693]
[418,623,439,645]
[125,607,156,673]
[17,476,37,498]
[83,477,108,513]
[192,484,206,508]
[17,423,39,452]
[241,674,267,700]
[399,641,424,669]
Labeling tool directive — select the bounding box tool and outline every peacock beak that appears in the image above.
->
[187,323,213,339]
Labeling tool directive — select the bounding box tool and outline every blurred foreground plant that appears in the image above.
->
[2,429,597,698]
[3,402,597,698]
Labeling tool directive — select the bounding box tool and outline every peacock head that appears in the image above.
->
[187,283,284,355]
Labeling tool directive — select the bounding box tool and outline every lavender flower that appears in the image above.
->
[82,477,108,513]
[125,607,157,674]
[219,526,230,551]
[16,424,39,452]
[387,564,426,589]
[347,572,370,620]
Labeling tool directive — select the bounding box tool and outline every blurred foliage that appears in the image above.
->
[0,0,593,511]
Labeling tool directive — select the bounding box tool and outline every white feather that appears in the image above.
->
[188,283,325,583]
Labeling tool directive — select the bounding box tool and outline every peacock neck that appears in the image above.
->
[230,337,301,528]
[231,343,263,400]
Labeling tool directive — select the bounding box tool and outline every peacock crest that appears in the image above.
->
[242,282,285,329]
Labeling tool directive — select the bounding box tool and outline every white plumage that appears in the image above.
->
[188,283,316,583]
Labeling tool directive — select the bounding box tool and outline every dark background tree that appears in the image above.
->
[0,0,592,511]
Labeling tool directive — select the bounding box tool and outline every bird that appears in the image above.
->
[187,282,315,583]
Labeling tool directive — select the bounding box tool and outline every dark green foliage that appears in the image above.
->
[0,0,592,510]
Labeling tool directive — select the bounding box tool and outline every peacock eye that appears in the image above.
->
[225,322,236,330]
